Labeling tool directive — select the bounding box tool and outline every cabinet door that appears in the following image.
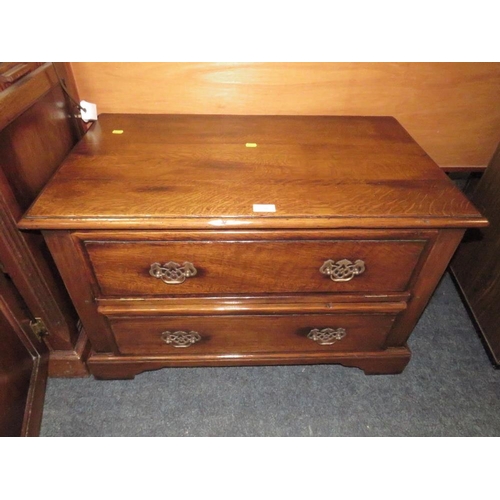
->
[0,271,48,437]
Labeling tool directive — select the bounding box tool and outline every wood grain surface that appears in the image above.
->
[108,313,398,356]
[70,62,500,171]
[20,114,487,231]
[84,238,427,296]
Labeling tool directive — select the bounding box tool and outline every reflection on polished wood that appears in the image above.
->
[20,115,485,230]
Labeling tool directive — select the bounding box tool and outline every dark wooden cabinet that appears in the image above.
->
[451,144,500,363]
[0,63,93,435]
[19,114,487,379]
[0,62,89,377]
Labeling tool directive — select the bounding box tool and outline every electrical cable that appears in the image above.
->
[52,63,86,113]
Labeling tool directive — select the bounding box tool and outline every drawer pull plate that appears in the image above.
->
[307,327,347,345]
[320,259,365,282]
[161,330,202,348]
[149,261,197,284]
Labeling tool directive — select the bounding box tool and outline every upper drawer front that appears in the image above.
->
[84,238,427,297]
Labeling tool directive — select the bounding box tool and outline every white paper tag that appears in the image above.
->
[80,100,98,122]
[253,204,276,213]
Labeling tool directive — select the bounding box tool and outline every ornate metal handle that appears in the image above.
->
[307,328,347,345]
[161,330,202,348]
[149,261,197,284]
[319,259,365,282]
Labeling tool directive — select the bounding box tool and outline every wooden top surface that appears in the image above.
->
[20,114,487,230]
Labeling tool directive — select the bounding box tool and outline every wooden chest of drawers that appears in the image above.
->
[19,115,487,379]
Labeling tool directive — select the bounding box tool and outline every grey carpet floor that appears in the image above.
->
[40,273,500,436]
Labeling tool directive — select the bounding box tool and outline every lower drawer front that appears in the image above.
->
[108,313,397,356]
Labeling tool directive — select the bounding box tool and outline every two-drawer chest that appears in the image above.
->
[18,114,487,379]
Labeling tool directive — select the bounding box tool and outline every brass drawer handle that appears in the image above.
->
[161,330,202,348]
[307,328,347,345]
[320,259,365,282]
[149,261,197,284]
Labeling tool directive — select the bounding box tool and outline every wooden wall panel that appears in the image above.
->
[70,62,500,171]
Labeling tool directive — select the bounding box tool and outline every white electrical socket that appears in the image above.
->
[80,100,98,122]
